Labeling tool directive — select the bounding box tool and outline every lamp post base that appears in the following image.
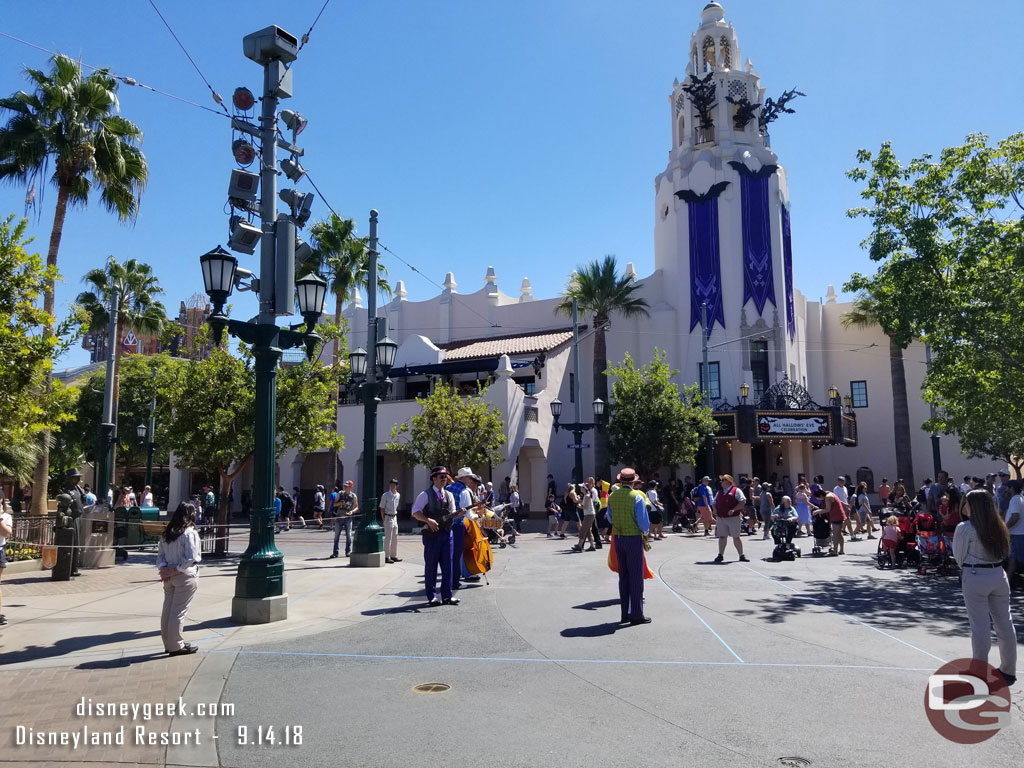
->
[350,551,386,568]
[231,594,288,624]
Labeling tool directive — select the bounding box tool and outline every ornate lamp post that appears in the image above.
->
[739,382,750,404]
[136,423,156,490]
[200,245,326,622]
[550,396,606,484]
[346,211,398,567]
[828,384,840,407]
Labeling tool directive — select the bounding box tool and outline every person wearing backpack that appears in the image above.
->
[713,474,749,563]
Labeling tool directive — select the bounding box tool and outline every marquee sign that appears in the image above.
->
[756,411,831,438]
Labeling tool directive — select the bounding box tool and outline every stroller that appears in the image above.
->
[876,516,920,569]
[770,518,801,561]
[479,504,517,547]
[811,513,834,556]
[673,496,698,534]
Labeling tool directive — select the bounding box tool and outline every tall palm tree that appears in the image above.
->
[841,293,915,484]
[77,256,166,478]
[556,255,650,480]
[303,213,390,490]
[0,55,147,513]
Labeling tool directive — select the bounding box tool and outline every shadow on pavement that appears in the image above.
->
[5,629,161,664]
[76,652,165,669]
[572,598,620,611]
[561,622,621,638]
[361,603,425,616]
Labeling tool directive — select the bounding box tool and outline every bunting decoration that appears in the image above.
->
[729,161,777,315]
[677,183,729,336]
[781,205,796,341]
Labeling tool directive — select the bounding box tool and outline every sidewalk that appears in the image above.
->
[0,530,424,767]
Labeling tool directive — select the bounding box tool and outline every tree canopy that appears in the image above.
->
[386,382,505,476]
[846,132,1024,468]
[604,350,715,479]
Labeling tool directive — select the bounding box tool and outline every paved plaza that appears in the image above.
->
[2,525,1023,767]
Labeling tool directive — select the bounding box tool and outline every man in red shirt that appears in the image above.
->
[714,474,749,563]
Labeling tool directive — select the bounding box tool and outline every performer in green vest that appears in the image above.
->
[605,468,651,624]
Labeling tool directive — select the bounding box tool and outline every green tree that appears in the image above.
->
[839,287,915,484]
[303,213,389,491]
[157,348,340,555]
[76,255,167,438]
[604,350,715,479]
[386,383,505,476]
[847,132,1024,473]
[0,215,77,483]
[556,255,650,480]
[0,55,147,512]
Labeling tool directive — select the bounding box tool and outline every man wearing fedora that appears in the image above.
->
[605,467,651,624]
[63,468,87,577]
[411,467,459,605]
[714,474,749,564]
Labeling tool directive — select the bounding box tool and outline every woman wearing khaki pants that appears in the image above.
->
[158,502,202,657]
[952,490,1017,686]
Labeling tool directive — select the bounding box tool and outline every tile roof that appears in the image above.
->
[440,328,575,361]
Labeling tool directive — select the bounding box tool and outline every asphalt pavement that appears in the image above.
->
[3,525,1024,767]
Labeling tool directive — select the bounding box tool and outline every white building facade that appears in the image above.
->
[182,2,1000,516]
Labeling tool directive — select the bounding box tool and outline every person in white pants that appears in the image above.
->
[157,502,202,656]
[379,479,402,564]
[952,490,1017,686]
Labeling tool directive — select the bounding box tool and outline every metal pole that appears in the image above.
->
[145,366,156,490]
[233,51,285,616]
[925,343,942,479]
[701,302,714,481]
[572,298,584,484]
[96,287,119,506]
[354,210,384,560]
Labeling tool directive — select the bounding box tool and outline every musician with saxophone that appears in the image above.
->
[411,467,459,606]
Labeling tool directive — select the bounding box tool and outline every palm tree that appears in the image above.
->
[841,293,915,484]
[556,255,650,480]
[77,256,166,478]
[303,213,390,490]
[0,55,148,513]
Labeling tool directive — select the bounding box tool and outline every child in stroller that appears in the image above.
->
[913,505,948,575]
[811,510,834,556]
[673,494,699,534]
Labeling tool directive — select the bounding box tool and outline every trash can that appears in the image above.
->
[78,505,115,568]
[138,506,162,546]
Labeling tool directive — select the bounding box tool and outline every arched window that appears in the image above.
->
[702,36,715,72]
[720,36,731,68]
[677,113,686,146]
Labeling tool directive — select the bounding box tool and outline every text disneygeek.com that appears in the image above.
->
[13,696,303,749]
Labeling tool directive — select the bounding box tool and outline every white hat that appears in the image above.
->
[456,466,474,479]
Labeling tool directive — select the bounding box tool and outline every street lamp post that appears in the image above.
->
[346,211,398,567]
[548,296,605,483]
[135,423,155,491]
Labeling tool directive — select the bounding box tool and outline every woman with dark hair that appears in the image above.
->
[952,490,1017,686]
[812,485,846,555]
[157,502,202,656]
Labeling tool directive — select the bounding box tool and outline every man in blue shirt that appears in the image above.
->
[696,476,715,536]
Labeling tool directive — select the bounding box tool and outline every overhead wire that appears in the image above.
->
[0,30,230,119]
[299,0,333,50]
[146,0,229,115]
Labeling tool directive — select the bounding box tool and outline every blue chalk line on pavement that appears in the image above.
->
[738,562,946,664]
[654,570,745,663]
[203,647,931,672]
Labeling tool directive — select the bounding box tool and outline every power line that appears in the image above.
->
[299,0,333,50]
[146,0,229,115]
[0,30,230,119]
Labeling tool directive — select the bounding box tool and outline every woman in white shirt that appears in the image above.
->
[952,490,1017,686]
[157,502,202,656]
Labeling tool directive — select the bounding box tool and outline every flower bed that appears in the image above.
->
[4,542,41,561]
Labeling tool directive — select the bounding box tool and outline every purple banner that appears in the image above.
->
[687,196,726,336]
[738,172,775,315]
[782,206,795,341]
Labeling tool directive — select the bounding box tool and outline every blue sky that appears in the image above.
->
[2,1,1022,368]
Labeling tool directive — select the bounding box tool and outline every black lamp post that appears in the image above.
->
[740,382,750,404]
[828,384,840,407]
[136,422,156,491]
[200,244,327,621]
[550,396,606,484]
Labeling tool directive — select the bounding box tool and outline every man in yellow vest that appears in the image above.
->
[605,467,651,625]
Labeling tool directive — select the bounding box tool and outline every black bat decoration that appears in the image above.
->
[674,181,730,204]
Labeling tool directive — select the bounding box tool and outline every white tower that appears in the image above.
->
[653,1,802,406]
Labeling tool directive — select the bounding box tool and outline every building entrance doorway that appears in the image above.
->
[752,443,768,482]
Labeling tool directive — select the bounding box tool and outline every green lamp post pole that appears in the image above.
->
[351,210,395,567]
[199,24,327,623]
